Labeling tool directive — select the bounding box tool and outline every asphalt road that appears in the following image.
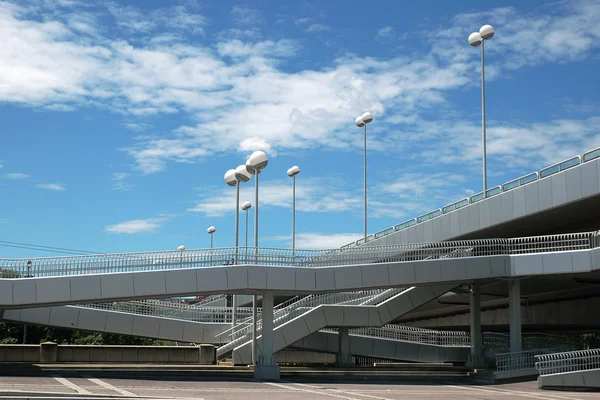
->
[0,375,599,400]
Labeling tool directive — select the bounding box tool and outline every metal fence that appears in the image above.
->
[324,325,470,347]
[1,231,597,278]
[536,349,600,376]
[341,146,600,250]
[78,300,257,324]
[496,348,566,373]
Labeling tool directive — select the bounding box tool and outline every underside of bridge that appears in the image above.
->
[396,271,600,332]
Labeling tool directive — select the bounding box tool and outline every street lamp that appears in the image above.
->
[355,111,373,240]
[207,226,216,249]
[224,165,251,333]
[241,202,252,248]
[245,150,269,366]
[177,245,185,304]
[207,226,216,266]
[287,166,300,256]
[468,24,494,193]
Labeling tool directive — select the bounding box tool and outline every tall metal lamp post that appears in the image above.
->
[207,226,216,265]
[468,24,494,194]
[287,166,300,258]
[241,201,252,249]
[224,166,251,334]
[245,150,269,366]
[207,226,216,249]
[355,112,373,240]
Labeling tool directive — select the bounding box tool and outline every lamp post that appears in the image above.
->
[287,166,300,257]
[355,112,373,240]
[224,166,251,336]
[207,226,216,265]
[207,226,216,249]
[241,202,252,249]
[177,245,185,304]
[468,24,494,194]
[245,150,269,366]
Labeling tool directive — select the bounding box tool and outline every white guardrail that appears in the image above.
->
[536,349,600,376]
[496,348,568,374]
[1,231,598,278]
[341,146,600,250]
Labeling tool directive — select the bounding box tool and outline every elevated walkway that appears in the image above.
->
[536,348,600,389]
[0,232,598,309]
[342,148,600,248]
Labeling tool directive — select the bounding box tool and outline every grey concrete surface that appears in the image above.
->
[1,376,600,399]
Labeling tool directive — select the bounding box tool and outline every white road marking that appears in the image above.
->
[84,375,139,397]
[289,382,397,400]
[264,382,365,400]
[49,375,92,395]
[447,385,586,400]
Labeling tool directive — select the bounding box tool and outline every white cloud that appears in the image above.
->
[188,177,362,217]
[112,172,131,191]
[125,122,151,132]
[0,0,598,177]
[274,233,363,249]
[230,5,264,26]
[4,173,30,179]
[36,183,66,191]
[104,217,165,234]
[376,26,395,38]
[306,24,330,33]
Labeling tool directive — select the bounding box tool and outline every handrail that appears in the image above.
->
[442,198,469,214]
[536,348,600,376]
[1,231,598,278]
[337,146,600,250]
[540,156,581,178]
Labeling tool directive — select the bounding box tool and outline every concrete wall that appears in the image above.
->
[365,158,600,246]
[0,343,216,364]
[538,369,600,389]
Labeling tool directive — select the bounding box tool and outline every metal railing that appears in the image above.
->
[536,349,600,376]
[217,288,398,356]
[1,231,597,278]
[78,300,257,324]
[496,348,566,374]
[340,146,600,249]
[324,325,470,347]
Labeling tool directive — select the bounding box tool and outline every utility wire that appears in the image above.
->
[0,240,100,256]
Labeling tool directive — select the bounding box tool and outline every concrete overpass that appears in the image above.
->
[342,148,600,247]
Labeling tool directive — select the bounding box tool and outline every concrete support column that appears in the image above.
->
[468,281,484,367]
[508,278,522,353]
[337,327,353,365]
[254,291,280,380]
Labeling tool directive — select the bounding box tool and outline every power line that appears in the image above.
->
[0,240,100,256]
[0,243,85,256]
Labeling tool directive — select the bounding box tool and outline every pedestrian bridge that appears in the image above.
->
[0,232,598,309]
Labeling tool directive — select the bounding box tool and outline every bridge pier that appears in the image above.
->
[467,281,486,368]
[509,278,522,352]
[254,291,280,380]
[337,327,353,365]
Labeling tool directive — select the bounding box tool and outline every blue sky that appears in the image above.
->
[1,0,599,257]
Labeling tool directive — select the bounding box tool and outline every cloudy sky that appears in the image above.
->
[1,0,599,256]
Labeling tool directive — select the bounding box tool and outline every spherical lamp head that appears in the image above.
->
[355,116,365,127]
[177,245,185,251]
[235,164,251,182]
[361,111,373,124]
[224,169,237,186]
[207,226,216,234]
[468,32,482,47]
[241,201,252,211]
[479,24,494,40]
[287,165,300,177]
[246,150,269,175]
